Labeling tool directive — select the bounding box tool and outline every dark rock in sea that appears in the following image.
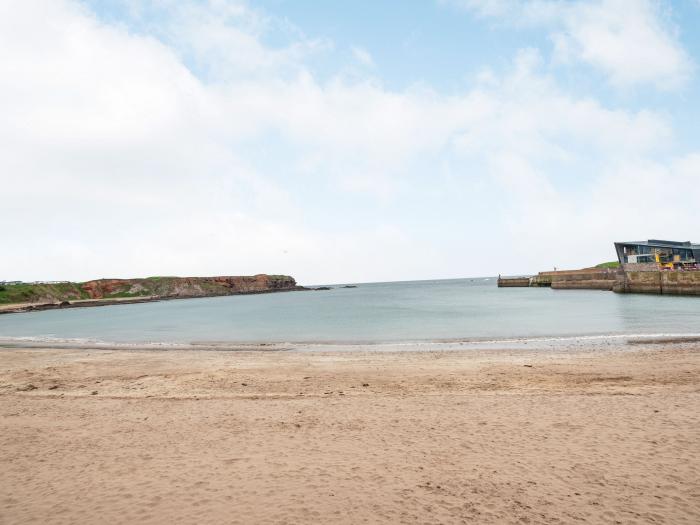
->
[341,285,358,288]
[312,286,332,291]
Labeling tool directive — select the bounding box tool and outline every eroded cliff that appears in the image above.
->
[0,275,300,306]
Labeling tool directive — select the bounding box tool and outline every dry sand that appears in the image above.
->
[1,344,699,524]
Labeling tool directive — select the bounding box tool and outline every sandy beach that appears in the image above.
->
[1,343,699,524]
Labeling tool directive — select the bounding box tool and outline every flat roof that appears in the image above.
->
[615,240,700,249]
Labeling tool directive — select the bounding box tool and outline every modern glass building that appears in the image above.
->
[614,240,700,269]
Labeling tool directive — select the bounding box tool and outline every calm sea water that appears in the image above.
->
[0,278,698,346]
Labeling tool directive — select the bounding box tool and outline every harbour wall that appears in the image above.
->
[615,270,700,295]
[499,268,700,296]
[538,269,620,291]
[496,277,531,287]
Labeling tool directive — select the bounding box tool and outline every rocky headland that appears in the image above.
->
[0,274,303,314]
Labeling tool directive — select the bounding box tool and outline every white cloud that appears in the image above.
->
[447,0,694,89]
[351,46,375,68]
[553,0,692,89]
[111,0,332,82]
[442,49,697,271]
[0,0,697,283]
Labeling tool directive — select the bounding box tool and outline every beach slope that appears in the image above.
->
[1,345,699,524]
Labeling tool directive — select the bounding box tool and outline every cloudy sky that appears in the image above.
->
[1,0,699,284]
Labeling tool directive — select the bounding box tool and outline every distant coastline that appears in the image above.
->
[0,274,306,315]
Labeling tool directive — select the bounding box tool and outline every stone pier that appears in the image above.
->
[497,268,700,296]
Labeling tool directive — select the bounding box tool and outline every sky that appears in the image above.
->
[1,0,699,284]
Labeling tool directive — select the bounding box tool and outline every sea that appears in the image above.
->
[0,278,698,349]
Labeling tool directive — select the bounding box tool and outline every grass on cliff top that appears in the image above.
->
[0,283,38,304]
[0,282,88,304]
[595,261,621,269]
[0,275,295,305]
[102,290,152,299]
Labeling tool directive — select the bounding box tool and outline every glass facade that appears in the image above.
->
[616,241,699,269]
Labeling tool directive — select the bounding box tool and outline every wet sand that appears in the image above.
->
[1,344,699,524]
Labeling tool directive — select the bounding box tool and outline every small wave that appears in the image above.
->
[2,332,699,351]
[0,336,291,351]
[0,336,191,350]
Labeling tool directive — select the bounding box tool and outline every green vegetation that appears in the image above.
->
[0,282,86,304]
[595,261,621,269]
[0,275,296,306]
[0,281,152,304]
[101,290,150,299]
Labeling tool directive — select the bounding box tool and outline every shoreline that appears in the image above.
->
[2,332,700,352]
[0,286,312,315]
[1,342,698,523]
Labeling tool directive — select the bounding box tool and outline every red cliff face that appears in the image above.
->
[81,280,130,299]
[80,275,298,300]
[210,275,297,292]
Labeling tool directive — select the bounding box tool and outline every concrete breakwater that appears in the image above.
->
[539,269,620,291]
[496,277,531,287]
[616,270,700,295]
[497,269,618,290]
[498,268,700,296]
